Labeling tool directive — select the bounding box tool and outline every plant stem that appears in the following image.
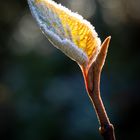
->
[88,67,110,126]
[81,37,116,140]
[87,66,115,140]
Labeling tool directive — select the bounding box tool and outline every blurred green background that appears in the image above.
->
[0,0,140,140]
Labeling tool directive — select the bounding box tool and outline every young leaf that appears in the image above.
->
[28,0,101,67]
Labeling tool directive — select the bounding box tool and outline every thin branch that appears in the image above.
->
[82,37,116,140]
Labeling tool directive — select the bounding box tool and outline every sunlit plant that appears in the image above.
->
[27,0,116,139]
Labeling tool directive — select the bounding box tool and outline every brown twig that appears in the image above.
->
[81,37,116,140]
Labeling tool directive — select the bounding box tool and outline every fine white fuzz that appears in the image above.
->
[28,0,101,66]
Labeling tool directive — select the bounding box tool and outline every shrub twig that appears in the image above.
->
[81,37,116,140]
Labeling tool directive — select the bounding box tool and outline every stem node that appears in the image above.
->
[99,124,115,140]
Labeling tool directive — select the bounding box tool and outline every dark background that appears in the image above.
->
[0,0,140,140]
